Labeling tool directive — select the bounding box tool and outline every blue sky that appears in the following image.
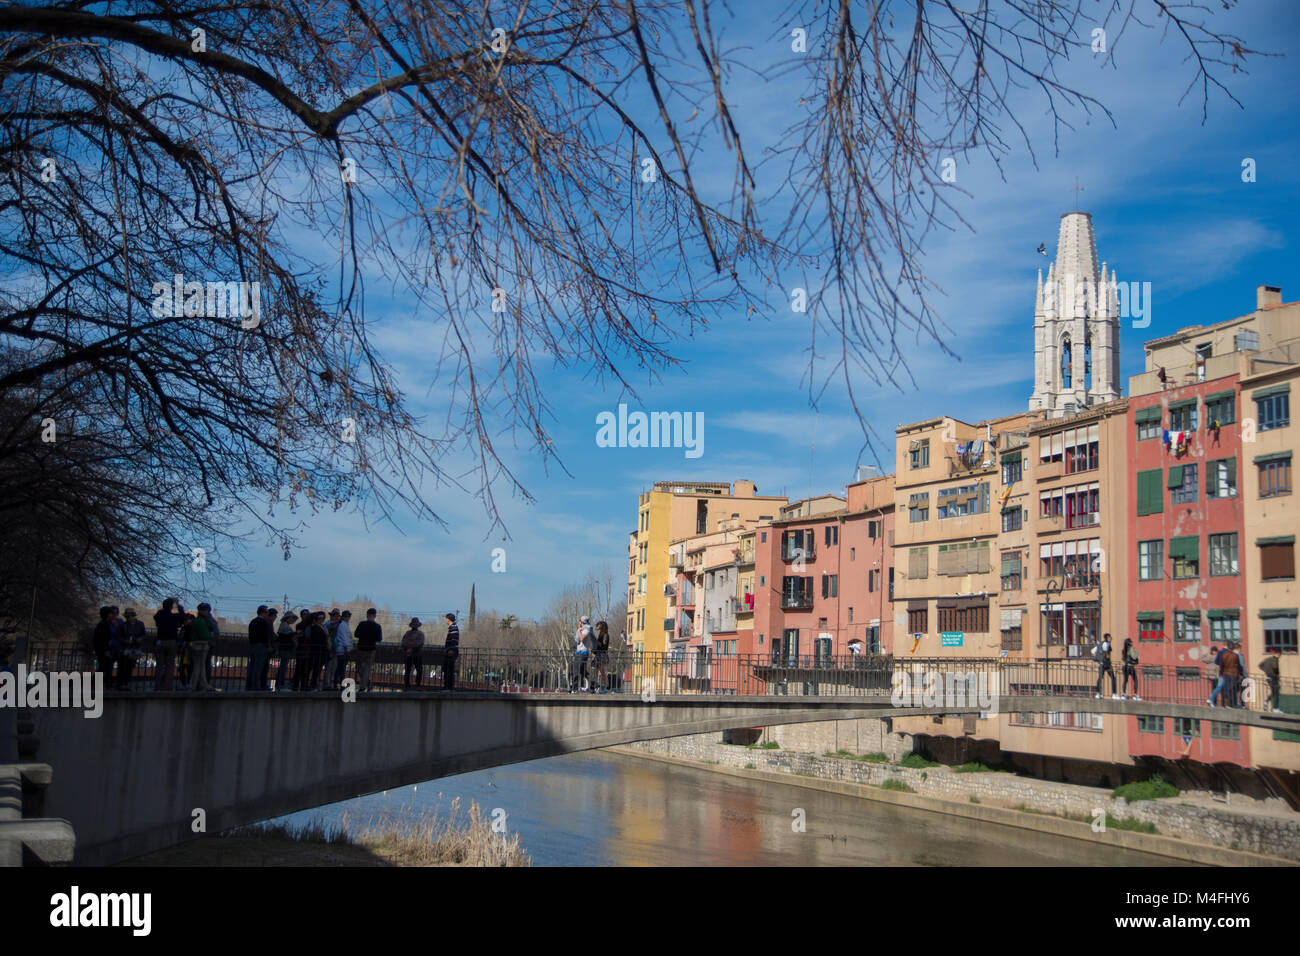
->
[193,1,1300,622]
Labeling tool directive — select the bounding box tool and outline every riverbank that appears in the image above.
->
[125,798,531,867]
[612,734,1300,866]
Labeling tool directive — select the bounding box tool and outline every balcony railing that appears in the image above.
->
[780,592,813,610]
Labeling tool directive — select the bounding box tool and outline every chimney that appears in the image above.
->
[1257,285,1282,309]
[733,480,756,497]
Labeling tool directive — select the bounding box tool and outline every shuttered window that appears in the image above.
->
[1136,469,1163,515]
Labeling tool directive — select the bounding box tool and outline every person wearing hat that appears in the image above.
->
[275,611,298,691]
[401,617,425,689]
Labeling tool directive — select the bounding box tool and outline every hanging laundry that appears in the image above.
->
[955,441,968,457]
[971,439,985,460]
[1162,429,1171,448]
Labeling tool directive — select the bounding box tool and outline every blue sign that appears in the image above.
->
[941,631,964,647]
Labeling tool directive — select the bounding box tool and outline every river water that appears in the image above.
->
[272,750,1191,866]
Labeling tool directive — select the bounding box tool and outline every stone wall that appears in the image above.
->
[625,720,1300,862]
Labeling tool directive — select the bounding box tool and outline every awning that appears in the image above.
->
[1168,536,1199,561]
[1207,609,1240,620]
[1204,389,1235,404]
[1260,608,1298,620]
[1257,535,1296,546]
[1254,451,1293,465]
[1253,383,1290,400]
[1134,407,1162,424]
[1168,398,1197,412]
[1136,611,1164,622]
[1001,450,1022,465]
[937,596,988,610]
[906,599,927,611]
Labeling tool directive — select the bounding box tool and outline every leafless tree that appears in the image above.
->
[0,1,1259,598]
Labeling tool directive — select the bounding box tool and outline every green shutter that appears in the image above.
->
[1134,407,1161,424]
[1137,469,1162,515]
[1168,398,1196,412]
[1206,609,1240,620]
[1204,389,1235,403]
[1227,456,1236,486]
[1253,383,1290,400]
[1167,465,1184,489]
[1169,536,1198,561]
[1136,611,1164,622]
[1002,451,1021,465]
[1254,451,1293,465]
[1206,461,1218,498]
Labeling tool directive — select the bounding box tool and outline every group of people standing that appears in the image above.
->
[398,613,460,690]
[572,616,612,693]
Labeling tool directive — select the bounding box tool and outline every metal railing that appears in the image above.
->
[21,639,1299,715]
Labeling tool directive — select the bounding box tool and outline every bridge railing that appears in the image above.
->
[20,641,1299,715]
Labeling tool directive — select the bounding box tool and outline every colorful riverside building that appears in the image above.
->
[752,474,897,666]
[628,480,786,654]
[1127,287,1300,770]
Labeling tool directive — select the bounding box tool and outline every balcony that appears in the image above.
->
[781,593,813,610]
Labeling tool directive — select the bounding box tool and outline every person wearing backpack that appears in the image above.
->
[1120,638,1140,700]
[1261,651,1283,714]
[1093,632,1117,699]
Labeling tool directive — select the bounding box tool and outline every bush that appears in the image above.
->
[880,779,914,793]
[898,753,940,769]
[1112,775,1179,803]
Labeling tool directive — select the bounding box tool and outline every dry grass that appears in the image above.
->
[234,798,531,867]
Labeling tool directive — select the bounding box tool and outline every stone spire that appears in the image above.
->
[1029,212,1120,418]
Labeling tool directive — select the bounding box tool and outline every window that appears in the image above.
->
[1135,406,1162,441]
[638,574,646,594]
[1142,666,1164,682]
[908,493,930,522]
[910,439,930,469]
[848,607,854,623]
[1205,393,1235,428]
[1173,718,1200,739]
[780,576,814,609]
[907,547,928,580]
[1039,539,1100,586]
[1001,507,1023,532]
[825,525,838,547]
[821,574,839,599]
[1211,722,1241,741]
[907,607,928,633]
[1177,666,1201,684]
[868,520,881,539]
[1262,611,1297,654]
[781,529,815,561]
[1136,468,1164,515]
[759,575,765,586]
[696,499,708,534]
[1039,431,1063,463]
[761,531,767,543]
[1138,540,1163,581]
[937,603,989,633]
[1209,612,1240,646]
[850,547,856,560]
[1258,454,1292,498]
[937,540,991,576]
[1001,553,1022,591]
[776,628,800,663]
[1000,608,1023,650]
[888,568,894,600]
[1170,536,1199,579]
[1173,610,1201,643]
[937,482,990,518]
[1137,716,1165,735]
[1169,464,1198,504]
[1138,616,1164,642]
[1259,538,1296,580]
[1209,533,1238,576]
[1063,423,1100,474]
[1002,453,1023,485]
[1256,388,1290,431]
[1169,402,1197,432]
[868,569,879,593]
[1064,482,1100,528]
[1206,458,1237,499]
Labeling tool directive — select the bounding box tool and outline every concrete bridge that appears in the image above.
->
[19,690,1300,865]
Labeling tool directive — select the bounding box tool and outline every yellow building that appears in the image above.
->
[628,480,785,654]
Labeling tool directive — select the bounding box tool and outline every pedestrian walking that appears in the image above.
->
[1209,644,1239,707]
[442,613,460,691]
[1092,632,1117,698]
[401,618,425,689]
[1120,638,1140,700]
[1262,651,1284,714]
[353,608,382,692]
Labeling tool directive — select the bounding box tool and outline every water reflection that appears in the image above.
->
[273,751,1194,867]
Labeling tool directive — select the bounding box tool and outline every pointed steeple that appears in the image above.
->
[469,583,476,627]
[1054,211,1100,284]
